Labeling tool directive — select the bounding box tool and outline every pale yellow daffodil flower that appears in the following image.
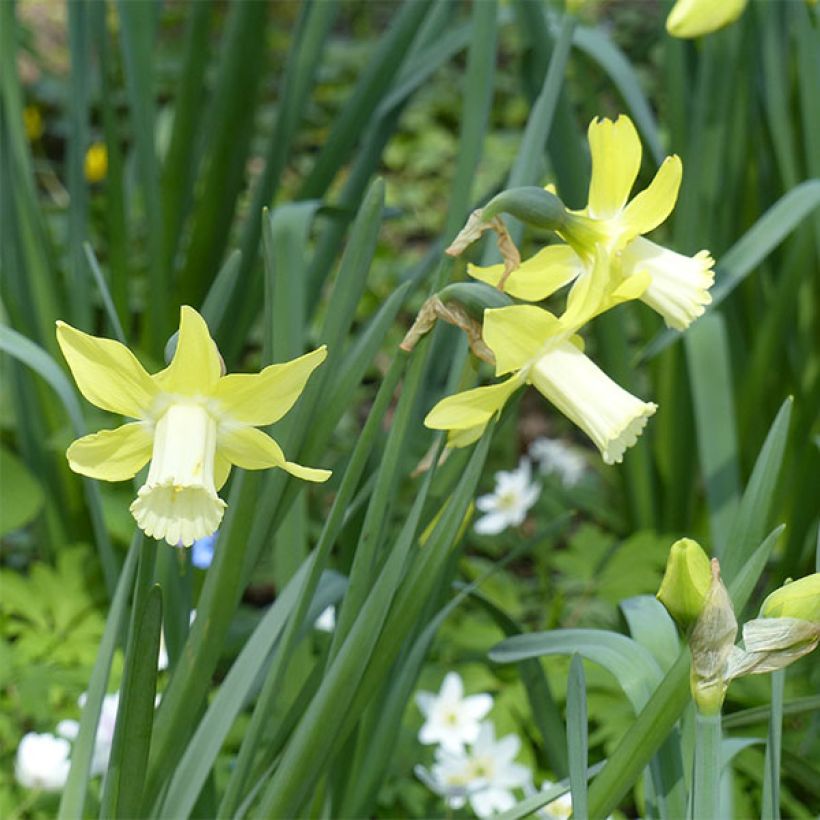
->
[57,306,330,547]
[666,0,747,39]
[469,115,715,331]
[426,250,657,464]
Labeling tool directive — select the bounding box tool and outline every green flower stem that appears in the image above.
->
[691,710,722,820]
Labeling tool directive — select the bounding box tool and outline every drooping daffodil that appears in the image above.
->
[57,306,330,547]
[469,115,715,331]
[426,250,657,464]
[666,0,747,39]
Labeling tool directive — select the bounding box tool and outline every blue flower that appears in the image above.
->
[191,531,218,569]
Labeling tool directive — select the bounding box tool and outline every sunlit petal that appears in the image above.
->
[67,422,152,481]
[214,346,327,426]
[483,305,562,376]
[425,374,523,436]
[56,321,158,417]
[619,155,682,242]
[219,426,330,483]
[588,115,642,220]
[154,306,222,396]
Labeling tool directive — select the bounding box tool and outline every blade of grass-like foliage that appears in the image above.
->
[567,655,589,820]
[199,249,242,341]
[66,0,91,328]
[642,182,820,361]
[444,0,497,240]
[112,584,162,819]
[298,0,434,200]
[691,711,722,820]
[723,695,820,730]
[83,243,126,344]
[341,527,570,816]
[620,596,680,674]
[257,430,493,818]
[217,356,407,816]
[721,397,792,586]
[761,670,785,820]
[571,22,663,165]
[684,312,740,554]
[0,2,61,349]
[158,564,345,818]
[228,0,339,357]
[115,0,166,353]
[241,180,386,579]
[89,1,129,319]
[160,0,213,274]
[490,630,663,711]
[508,13,575,192]
[58,534,140,820]
[0,325,118,593]
[176,0,269,309]
[99,538,158,816]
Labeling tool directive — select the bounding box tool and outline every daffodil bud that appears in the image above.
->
[657,538,712,630]
[689,558,737,715]
[759,573,820,622]
[481,187,568,232]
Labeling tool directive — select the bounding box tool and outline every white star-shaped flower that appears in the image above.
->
[418,721,532,817]
[415,672,493,752]
[474,458,541,535]
[15,732,72,792]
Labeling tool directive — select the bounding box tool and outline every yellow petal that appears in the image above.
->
[214,451,232,492]
[424,374,522,432]
[218,426,331,483]
[468,245,583,302]
[214,346,327,426]
[56,321,158,417]
[666,0,747,38]
[587,115,642,220]
[66,422,153,481]
[447,424,487,448]
[483,305,562,376]
[154,306,222,396]
[561,245,613,330]
[619,155,682,242]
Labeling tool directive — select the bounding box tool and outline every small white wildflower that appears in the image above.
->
[419,722,532,817]
[416,672,493,752]
[524,780,613,819]
[474,458,540,535]
[15,732,72,792]
[314,605,336,632]
[528,437,587,487]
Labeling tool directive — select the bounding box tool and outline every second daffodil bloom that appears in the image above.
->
[426,253,657,464]
[469,115,715,331]
[57,306,330,547]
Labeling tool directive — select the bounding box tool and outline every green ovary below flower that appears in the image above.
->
[424,303,656,465]
[57,306,330,547]
[469,115,715,331]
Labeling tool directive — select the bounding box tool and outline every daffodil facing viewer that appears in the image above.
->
[468,115,715,331]
[57,306,330,547]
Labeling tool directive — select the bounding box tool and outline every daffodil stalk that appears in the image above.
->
[57,306,330,547]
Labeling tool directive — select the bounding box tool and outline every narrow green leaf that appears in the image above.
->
[685,312,740,553]
[567,655,589,820]
[199,249,242,341]
[691,712,722,820]
[58,535,140,820]
[83,242,127,345]
[761,670,785,820]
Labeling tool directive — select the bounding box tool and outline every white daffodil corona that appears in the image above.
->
[468,115,715,332]
[57,306,330,547]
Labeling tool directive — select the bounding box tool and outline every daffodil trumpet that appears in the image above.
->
[57,306,331,547]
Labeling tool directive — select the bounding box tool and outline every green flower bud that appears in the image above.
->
[657,538,712,630]
[760,573,820,622]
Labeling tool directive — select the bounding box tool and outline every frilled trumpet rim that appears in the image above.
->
[129,402,226,547]
[621,236,715,331]
[528,342,657,465]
